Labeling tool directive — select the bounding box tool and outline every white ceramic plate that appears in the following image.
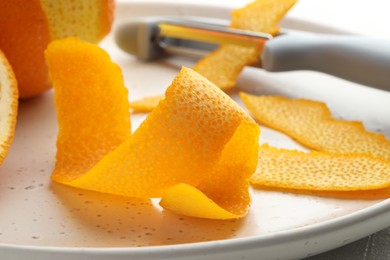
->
[0,1,389,260]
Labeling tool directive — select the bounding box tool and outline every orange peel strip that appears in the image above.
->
[46,39,259,219]
[129,95,164,113]
[160,183,237,219]
[253,185,390,200]
[161,119,259,219]
[251,145,390,191]
[45,38,131,182]
[193,0,297,90]
[240,93,390,159]
[68,67,259,219]
[0,49,18,164]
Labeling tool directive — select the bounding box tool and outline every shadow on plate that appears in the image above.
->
[51,182,246,247]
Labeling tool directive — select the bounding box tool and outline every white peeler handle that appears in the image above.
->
[262,31,390,92]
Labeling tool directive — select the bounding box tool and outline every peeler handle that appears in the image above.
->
[262,31,390,91]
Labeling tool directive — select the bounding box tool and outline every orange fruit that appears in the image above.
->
[0,0,114,99]
[0,0,51,99]
[0,50,18,165]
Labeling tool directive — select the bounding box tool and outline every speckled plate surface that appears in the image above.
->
[0,1,389,259]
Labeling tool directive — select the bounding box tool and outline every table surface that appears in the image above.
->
[305,227,390,259]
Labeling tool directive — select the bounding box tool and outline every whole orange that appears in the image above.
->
[0,0,115,99]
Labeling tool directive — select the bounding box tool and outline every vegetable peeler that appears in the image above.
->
[115,17,390,92]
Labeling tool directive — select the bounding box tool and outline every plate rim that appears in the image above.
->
[1,199,389,256]
[1,0,389,258]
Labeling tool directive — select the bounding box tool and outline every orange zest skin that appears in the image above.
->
[0,0,51,98]
[254,185,390,200]
[160,119,259,219]
[242,93,390,197]
[45,38,131,182]
[39,0,115,43]
[160,184,238,219]
[0,50,19,164]
[68,67,259,219]
[46,39,259,219]
[129,95,164,113]
[240,93,390,159]
[193,0,297,90]
[251,145,390,192]
[0,0,114,99]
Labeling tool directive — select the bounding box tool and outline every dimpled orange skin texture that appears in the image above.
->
[46,39,259,219]
[70,67,259,219]
[0,0,114,99]
[240,93,390,159]
[160,118,259,219]
[251,145,390,192]
[254,185,390,200]
[39,0,115,44]
[0,50,19,165]
[45,38,131,182]
[0,0,51,99]
[193,0,297,90]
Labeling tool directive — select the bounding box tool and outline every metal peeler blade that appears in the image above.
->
[115,16,271,64]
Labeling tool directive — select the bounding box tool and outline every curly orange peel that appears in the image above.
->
[193,0,297,90]
[129,95,164,113]
[241,92,390,195]
[240,93,390,159]
[161,119,259,218]
[46,38,260,219]
[45,38,131,182]
[160,183,238,219]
